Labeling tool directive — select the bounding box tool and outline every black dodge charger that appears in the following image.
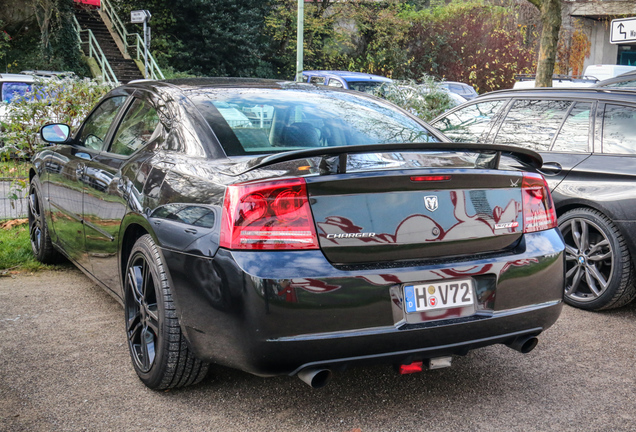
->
[29,78,565,390]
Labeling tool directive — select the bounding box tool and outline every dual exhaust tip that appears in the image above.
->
[297,335,539,389]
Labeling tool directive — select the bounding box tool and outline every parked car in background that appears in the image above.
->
[302,70,392,93]
[594,71,636,89]
[439,81,478,100]
[584,64,636,82]
[30,78,564,390]
[0,73,36,121]
[512,74,598,89]
[432,88,636,311]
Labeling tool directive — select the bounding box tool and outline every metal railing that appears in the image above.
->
[72,15,118,84]
[100,0,165,80]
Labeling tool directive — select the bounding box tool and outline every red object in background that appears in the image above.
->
[73,0,101,7]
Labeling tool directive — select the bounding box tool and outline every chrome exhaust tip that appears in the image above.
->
[297,368,333,389]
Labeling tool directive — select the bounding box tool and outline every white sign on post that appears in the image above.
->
[610,17,636,44]
[131,10,150,24]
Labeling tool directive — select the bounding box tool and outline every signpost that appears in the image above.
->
[296,0,304,82]
[131,10,152,78]
[610,17,636,44]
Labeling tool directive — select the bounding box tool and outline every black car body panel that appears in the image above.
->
[30,79,564,383]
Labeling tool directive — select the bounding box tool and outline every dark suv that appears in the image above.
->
[432,88,636,311]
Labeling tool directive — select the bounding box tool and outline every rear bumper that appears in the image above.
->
[162,229,565,376]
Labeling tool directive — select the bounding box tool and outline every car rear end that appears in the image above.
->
[165,83,565,384]
[177,151,563,381]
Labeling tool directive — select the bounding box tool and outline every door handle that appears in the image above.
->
[538,162,562,176]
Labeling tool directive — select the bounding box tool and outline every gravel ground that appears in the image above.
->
[1,268,636,432]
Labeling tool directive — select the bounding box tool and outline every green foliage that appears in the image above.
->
[373,75,454,121]
[0,77,116,159]
[401,1,536,92]
[116,0,274,77]
[2,0,89,76]
[0,222,67,272]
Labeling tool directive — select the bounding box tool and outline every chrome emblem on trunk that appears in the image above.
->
[424,196,439,212]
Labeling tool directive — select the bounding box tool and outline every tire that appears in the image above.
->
[559,208,636,310]
[124,234,209,389]
[27,179,63,264]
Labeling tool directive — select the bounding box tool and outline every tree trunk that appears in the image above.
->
[533,0,562,87]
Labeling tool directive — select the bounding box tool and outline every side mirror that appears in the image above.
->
[40,123,70,144]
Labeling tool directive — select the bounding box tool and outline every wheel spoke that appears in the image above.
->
[29,193,38,217]
[588,239,609,256]
[127,319,143,341]
[127,267,143,306]
[584,268,602,297]
[579,220,589,251]
[588,250,612,262]
[587,264,609,290]
[565,245,579,260]
[571,220,582,250]
[146,305,159,334]
[565,267,583,295]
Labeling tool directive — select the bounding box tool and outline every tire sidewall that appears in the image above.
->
[124,235,169,388]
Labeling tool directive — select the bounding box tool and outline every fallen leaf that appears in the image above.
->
[1,219,28,230]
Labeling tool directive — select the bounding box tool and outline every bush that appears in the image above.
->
[374,75,454,121]
[0,77,116,159]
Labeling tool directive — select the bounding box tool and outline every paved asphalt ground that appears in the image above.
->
[1,268,636,432]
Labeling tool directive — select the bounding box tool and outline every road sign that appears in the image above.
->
[131,10,151,24]
[610,17,636,44]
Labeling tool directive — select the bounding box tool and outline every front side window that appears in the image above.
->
[188,87,438,155]
[494,99,572,151]
[77,96,128,150]
[552,102,592,152]
[432,100,503,143]
[602,104,636,154]
[109,98,160,156]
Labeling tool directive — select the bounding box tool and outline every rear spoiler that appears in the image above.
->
[230,143,542,176]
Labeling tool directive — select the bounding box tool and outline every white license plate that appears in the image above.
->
[404,279,474,313]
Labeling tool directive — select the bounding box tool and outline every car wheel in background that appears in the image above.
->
[28,179,63,264]
[125,234,209,389]
[559,208,636,310]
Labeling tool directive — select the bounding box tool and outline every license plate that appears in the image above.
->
[404,279,474,313]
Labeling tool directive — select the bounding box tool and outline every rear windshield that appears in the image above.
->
[186,87,438,156]
[2,82,32,103]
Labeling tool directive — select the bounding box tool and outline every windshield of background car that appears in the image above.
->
[346,81,386,93]
[187,87,438,156]
[2,82,32,102]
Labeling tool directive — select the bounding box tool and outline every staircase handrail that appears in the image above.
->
[100,0,165,80]
[72,15,118,84]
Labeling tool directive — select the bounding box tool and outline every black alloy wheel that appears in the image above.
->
[124,234,208,389]
[27,179,62,264]
[559,208,636,311]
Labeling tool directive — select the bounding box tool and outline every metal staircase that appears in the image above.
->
[74,7,143,83]
[73,1,164,83]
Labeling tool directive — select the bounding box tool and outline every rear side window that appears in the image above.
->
[432,100,503,142]
[495,99,572,151]
[602,104,636,154]
[551,102,592,152]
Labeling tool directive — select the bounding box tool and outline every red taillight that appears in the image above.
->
[522,173,557,233]
[220,178,319,250]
